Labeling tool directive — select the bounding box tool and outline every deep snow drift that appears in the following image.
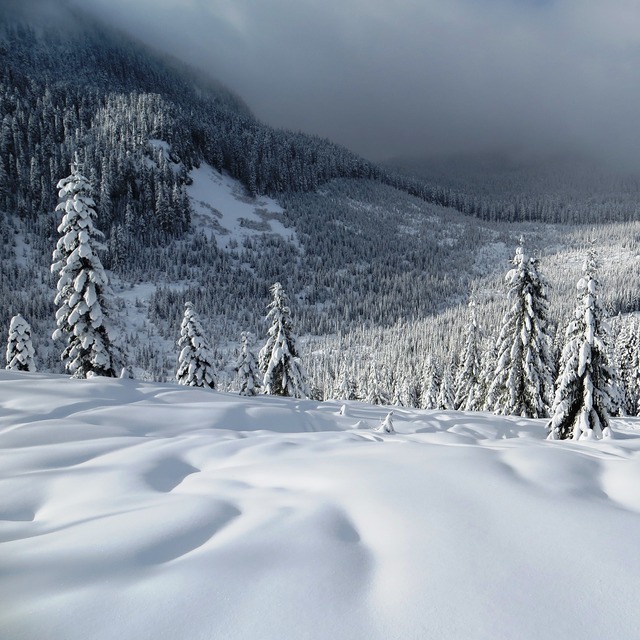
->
[2,370,640,639]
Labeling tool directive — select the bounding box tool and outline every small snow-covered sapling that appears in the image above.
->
[378,411,395,433]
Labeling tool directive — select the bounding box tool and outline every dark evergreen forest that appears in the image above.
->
[2,3,640,418]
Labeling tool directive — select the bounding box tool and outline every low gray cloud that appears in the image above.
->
[70,0,640,166]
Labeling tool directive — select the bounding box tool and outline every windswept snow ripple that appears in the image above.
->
[2,370,640,639]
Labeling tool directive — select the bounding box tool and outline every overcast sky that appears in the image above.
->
[70,0,640,165]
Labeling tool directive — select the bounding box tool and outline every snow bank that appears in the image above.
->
[2,370,640,639]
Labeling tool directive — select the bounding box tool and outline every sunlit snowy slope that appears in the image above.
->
[2,370,640,640]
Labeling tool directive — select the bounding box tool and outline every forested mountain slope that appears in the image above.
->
[0,3,386,230]
[2,2,640,395]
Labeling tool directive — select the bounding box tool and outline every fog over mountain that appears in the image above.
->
[12,0,640,167]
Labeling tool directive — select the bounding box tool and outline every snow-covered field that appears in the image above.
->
[2,371,640,640]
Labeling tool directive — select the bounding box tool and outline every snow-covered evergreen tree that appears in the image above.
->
[400,376,420,408]
[485,244,555,417]
[119,365,133,379]
[51,162,118,378]
[548,250,617,440]
[334,360,359,400]
[235,331,261,396]
[454,299,483,411]
[420,355,440,410]
[478,340,498,411]
[366,360,391,405]
[5,314,36,372]
[391,378,405,407]
[437,362,456,410]
[259,282,310,398]
[614,316,640,416]
[176,301,216,389]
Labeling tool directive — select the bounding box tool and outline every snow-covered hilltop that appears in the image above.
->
[2,370,640,639]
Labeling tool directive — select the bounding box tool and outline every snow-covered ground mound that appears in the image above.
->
[2,370,640,639]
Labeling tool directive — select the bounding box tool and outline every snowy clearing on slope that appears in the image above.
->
[2,371,640,639]
[149,138,295,247]
[187,162,296,247]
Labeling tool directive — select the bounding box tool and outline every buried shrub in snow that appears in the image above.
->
[378,411,395,433]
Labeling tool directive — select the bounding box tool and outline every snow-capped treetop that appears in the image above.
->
[265,282,290,326]
[52,161,106,281]
[56,159,95,203]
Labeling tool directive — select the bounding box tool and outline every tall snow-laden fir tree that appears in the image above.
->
[335,360,359,400]
[454,299,483,411]
[51,162,118,378]
[477,340,498,411]
[437,360,456,410]
[391,379,405,407]
[366,360,391,406]
[548,250,617,440]
[399,375,420,408]
[176,302,216,389]
[614,316,640,416]
[235,332,261,396]
[5,314,36,372]
[485,244,555,417]
[259,283,310,398]
[420,355,440,410]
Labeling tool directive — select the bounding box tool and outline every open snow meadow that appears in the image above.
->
[2,372,640,639]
